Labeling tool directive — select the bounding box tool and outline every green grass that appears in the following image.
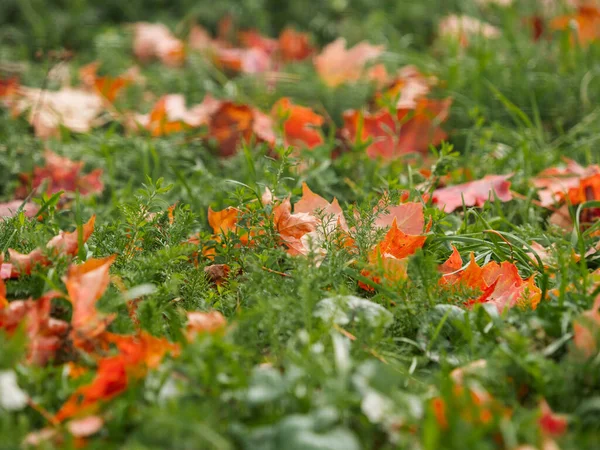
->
[1,1,600,449]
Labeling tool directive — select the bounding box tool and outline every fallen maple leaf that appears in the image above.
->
[272,98,324,149]
[208,102,275,157]
[213,47,272,74]
[438,15,501,46]
[0,200,37,218]
[79,62,139,103]
[573,294,600,358]
[135,94,221,137]
[132,23,185,67]
[273,197,318,255]
[439,246,541,312]
[1,215,96,279]
[64,256,117,350]
[0,290,68,365]
[533,159,600,207]
[314,38,384,87]
[375,65,437,109]
[433,174,513,213]
[186,311,227,341]
[16,150,103,199]
[279,28,313,61]
[538,400,568,437]
[12,87,105,138]
[342,98,452,159]
[373,201,425,234]
[55,331,178,421]
[360,211,429,290]
[204,264,230,285]
[550,5,600,45]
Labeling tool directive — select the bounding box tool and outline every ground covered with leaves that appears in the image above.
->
[1,0,600,449]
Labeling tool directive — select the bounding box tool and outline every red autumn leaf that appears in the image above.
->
[16,150,103,199]
[279,28,313,62]
[532,159,600,207]
[208,102,275,157]
[538,400,568,437]
[1,215,96,279]
[208,206,241,235]
[132,22,185,67]
[213,47,272,74]
[55,331,178,421]
[63,256,117,350]
[238,30,279,55]
[0,200,38,218]
[342,98,452,160]
[272,98,324,149]
[439,247,541,312]
[314,38,384,87]
[186,310,227,341]
[0,290,68,365]
[12,87,105,138]
[550,6,600,45]
[135,94,221,137]
[0,77,19,104]
[273,197,318,255]
[433,174,513,213]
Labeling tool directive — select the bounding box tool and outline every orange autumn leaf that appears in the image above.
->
[63,256,117,350]
[292,183,351,257]
[360,216,428,290]
[533,159,600,207]
[135,94,221,137]
[55,331,178,421]
[279,28,313,61]
[186,310,227,341]
[433,174,513,213]
[572,294,600,358]
[342,98,451,160]
[272,98,324,149]
[16,150,104,199]
[375,65,436,109]
[273,197,318,255]
[314,38,384,87]
[213,47,272,74]
[564,173,600,205]
[550,6,600,45]
[439,247,541,312]
[132,22,185,67]
[79,62,136,103]
[1,216,96,279]
[0,290,68,365]
[208,206,241,235]
[375,217,428,260]
[208,102,275,157]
